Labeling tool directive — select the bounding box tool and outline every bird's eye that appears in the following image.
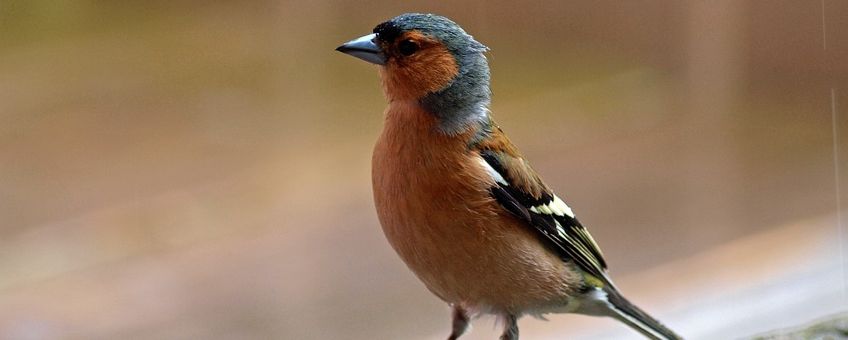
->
[398,39,419,56]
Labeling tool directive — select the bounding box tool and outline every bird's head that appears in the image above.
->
[337,13,491,133]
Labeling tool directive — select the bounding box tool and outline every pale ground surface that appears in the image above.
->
[753,313,848,340]
[0,1,847,339]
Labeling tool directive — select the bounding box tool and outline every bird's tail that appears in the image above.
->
[604,288,683,340]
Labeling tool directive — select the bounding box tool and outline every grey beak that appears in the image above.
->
[336,33,386,65]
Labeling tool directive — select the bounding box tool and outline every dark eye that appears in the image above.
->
[398,39,419,56]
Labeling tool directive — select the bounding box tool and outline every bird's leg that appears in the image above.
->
[447,305,470,340]
[499,314,519,340]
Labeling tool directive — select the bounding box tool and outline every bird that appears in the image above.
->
[336,13,683,340]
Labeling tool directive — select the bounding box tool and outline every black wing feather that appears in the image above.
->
[482,152,610,285]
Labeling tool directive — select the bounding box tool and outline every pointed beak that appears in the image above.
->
[336,33,386,65]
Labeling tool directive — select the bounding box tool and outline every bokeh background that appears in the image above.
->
[1,1,847,339]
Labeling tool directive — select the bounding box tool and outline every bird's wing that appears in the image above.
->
[470,119,611,287]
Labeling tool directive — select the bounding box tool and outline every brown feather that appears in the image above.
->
[473,122,550,200]
[379,31,460,101]
[372,102,581,313]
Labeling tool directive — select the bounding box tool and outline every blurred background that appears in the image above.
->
[1,1,847,339]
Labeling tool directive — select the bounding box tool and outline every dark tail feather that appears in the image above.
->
[605,289,683,340]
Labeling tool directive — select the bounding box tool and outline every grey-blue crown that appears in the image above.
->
[374,13,488,56]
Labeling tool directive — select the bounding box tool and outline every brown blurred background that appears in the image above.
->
[1,1,847,339]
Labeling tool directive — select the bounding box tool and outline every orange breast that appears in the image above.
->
[371,102,581,313]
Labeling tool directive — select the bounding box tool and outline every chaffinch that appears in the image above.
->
[337,13,682,340]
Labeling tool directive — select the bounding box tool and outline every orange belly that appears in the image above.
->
[371,102,581,314]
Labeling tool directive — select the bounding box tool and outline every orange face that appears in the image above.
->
[378,31,460,101]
